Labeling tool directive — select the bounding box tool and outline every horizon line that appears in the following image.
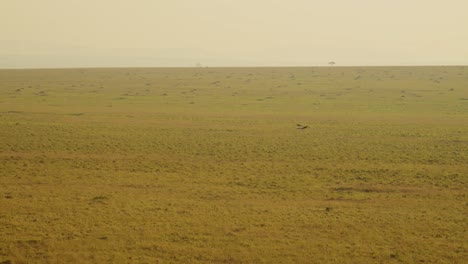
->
[1,64,467,70]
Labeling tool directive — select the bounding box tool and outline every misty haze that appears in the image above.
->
[1,1,467,263]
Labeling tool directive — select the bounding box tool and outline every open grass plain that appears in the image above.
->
[0,66,467,263]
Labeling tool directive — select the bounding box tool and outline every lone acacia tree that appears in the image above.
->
[328,61,336,66]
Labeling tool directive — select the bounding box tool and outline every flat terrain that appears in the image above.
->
[0,66,467,263]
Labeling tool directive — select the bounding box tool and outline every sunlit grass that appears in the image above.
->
[0,66,467,263]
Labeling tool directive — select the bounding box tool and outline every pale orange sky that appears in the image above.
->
[1,0,468,68]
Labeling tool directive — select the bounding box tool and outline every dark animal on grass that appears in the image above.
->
[296,124,309,129]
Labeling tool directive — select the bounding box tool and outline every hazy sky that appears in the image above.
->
[1,0,468,68]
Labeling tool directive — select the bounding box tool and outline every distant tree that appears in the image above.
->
[328,61,336,66]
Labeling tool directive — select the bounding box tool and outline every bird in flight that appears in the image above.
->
[296,124,309,129]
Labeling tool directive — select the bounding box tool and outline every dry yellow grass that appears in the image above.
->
[0,66,467,263]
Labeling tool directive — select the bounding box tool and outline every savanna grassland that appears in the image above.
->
[0,66,467,263]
